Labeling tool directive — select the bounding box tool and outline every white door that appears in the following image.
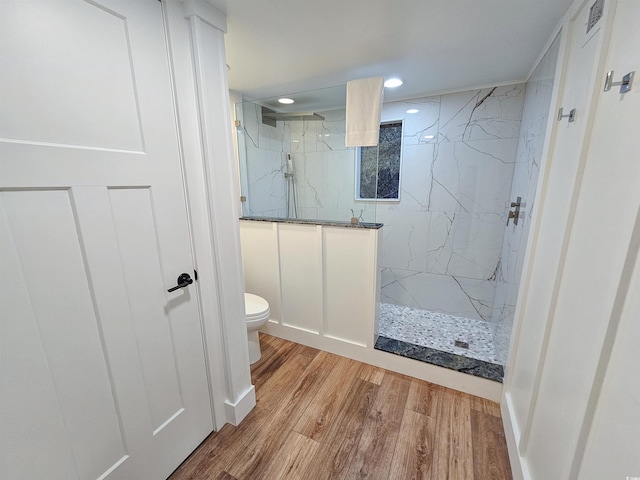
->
[0,1,213,479]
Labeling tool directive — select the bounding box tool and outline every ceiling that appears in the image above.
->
[208,0,572,106]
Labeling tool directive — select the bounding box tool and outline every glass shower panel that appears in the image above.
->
[234,85,380,225]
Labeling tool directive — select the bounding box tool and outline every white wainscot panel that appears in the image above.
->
[239,221,281,321]
[278,224,322,333]
[323,227,377,346]
[240,221,380,348]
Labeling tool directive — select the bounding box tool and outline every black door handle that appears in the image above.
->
[167,273,193,292]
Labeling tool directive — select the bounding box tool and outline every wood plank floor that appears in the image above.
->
[169,334,512,480]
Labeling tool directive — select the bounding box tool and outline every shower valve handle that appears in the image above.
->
[507,196,522,226]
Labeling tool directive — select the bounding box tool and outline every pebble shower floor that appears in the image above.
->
[377,303,502,366]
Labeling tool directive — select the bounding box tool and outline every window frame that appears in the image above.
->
[354,120,404,203]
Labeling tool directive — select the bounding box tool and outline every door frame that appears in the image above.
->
[163,0,256,430]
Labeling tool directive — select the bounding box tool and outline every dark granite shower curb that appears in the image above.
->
[374,335,504,383]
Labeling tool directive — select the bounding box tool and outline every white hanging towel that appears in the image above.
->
[345,76,384,147]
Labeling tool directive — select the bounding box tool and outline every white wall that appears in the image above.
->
[240,220,379,348]
[240,219,503,400]
[502,0,640,477]
[577,235,640,479]
[167,0,255,427]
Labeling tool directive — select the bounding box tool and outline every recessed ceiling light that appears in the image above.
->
[278,98,294,104]
[406,108,419,114]
[424,135,435,139]
[384,78,403,88]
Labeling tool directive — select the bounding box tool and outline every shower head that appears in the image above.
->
[286,153,293,174]
[261,106,325,127]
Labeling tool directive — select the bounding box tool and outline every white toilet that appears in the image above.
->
[244,293,270,364]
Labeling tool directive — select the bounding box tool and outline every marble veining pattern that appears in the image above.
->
[381,268,496,321]
[490,34,561,365]
[236,81,544,368]
[376,83,526,325]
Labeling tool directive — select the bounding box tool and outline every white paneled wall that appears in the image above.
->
[503,0,640,478]
[279,224,322,333]
[323,227,378,346]
[238,221,281,322]
[240,220,380,348]
[239,218,503,400]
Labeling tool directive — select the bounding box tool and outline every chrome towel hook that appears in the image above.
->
[557,108,576,122]
[603,70,634,93]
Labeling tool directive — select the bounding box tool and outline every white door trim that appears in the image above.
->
[164,0,255,429]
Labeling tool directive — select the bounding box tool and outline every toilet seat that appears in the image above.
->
[245,293,270,321]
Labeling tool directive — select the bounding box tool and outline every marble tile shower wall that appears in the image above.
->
[238,101,290,218]
[377,84,525,325]
[237,77,558,366]
[490,35,561,364]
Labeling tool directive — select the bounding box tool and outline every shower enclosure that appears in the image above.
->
[235,86,378,224]
[235,39,559,381]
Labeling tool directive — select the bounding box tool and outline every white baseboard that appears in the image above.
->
[263,323,503,401]
[501,392,530,480]
[224,385,256,426]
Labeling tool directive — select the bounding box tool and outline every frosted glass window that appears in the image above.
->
[356,121,402,201]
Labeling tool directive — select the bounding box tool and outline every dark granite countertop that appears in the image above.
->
[240,216,383,229]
